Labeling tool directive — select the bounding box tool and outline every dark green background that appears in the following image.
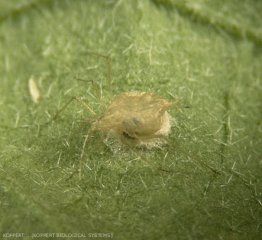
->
[0,0,261,239]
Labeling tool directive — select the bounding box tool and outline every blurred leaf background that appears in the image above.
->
[0,0,261,239]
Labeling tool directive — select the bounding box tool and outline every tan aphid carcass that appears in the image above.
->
[101,91,178,150]
[53,53,218,178]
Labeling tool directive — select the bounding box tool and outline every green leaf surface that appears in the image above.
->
[1,0,261,239]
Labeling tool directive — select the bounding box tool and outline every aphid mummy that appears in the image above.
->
[93,91,178,152]
[53,53,219,178]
